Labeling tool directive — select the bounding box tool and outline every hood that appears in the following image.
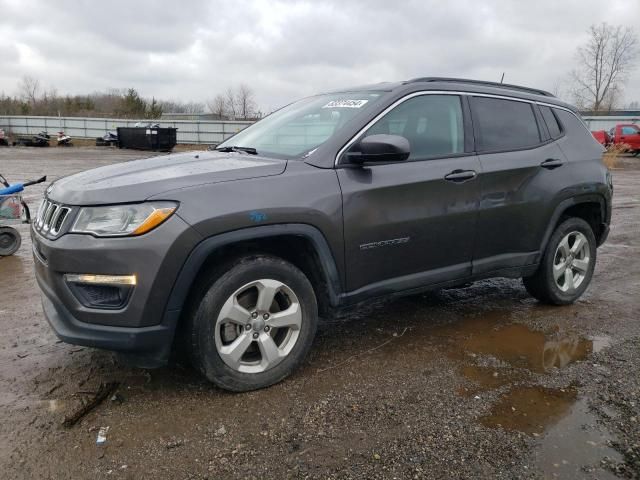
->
[47,151,287,205]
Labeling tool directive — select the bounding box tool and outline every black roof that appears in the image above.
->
[406,77,554,97]
[325,77,574,111]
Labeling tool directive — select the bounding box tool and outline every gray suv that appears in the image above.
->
[32,78,612,391]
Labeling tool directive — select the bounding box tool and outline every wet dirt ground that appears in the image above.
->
[0,147,639,479]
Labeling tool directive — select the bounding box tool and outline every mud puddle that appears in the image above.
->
[480,386,578,434]
[534,398,622,479]
[429,311,609,373]
[426,311,620,476]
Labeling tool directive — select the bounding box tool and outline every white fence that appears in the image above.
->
[582,115,640,131]
[1,114,638,145]
[0,115,254,144]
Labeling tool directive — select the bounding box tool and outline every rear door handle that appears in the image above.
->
[444,169,477,183]
[540,158,564,170]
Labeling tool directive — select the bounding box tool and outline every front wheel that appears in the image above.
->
[523,218,596,305]
[0,226,21,256]
[189,255,318,392]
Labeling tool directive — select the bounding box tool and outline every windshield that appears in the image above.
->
[218,92,386,158]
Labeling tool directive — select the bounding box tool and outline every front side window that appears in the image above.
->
[361,94,464,160]
[621,126,639,135]
[472,97,541,152]
[217,92,386,158]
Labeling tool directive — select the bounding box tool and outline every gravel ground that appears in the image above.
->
[0,147,638,479]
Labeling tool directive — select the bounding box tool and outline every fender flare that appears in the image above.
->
[163,223,343,323]
[539,193,608,254]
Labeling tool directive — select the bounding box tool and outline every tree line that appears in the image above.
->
[0,78,262,120]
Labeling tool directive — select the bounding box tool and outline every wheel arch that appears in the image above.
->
[164,224,343,329]
[540,194,609,254]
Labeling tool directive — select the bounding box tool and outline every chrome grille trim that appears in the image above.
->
[51,207,70,235]
[34,199,71,238]
[43,204,58,232]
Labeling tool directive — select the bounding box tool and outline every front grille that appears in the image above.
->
[34,199,71,237]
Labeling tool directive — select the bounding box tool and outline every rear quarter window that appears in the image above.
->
[554,109,599,144]
[471,97,541,152]
[539,105,563,139]
[553,109,605,158]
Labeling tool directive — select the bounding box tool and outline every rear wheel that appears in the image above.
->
[0,226,21,256]
[189,255,318,391]
[523,218,596,305]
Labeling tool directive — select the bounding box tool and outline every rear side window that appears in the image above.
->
[471,97,541,152]
[539,106,563,139]
[363,94,464,159]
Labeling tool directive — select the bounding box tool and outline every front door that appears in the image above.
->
[337,94,481,299]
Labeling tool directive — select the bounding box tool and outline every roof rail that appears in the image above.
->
[407,77,555,97]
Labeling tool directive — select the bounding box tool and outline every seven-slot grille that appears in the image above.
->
[35,199,71,237]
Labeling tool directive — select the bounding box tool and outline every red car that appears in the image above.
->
[591,130,611,146]
[609,124,640,154]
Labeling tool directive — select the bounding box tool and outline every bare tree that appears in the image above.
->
[225,87,237,119]
[236,84,256,120]
[19,75,40,105]
[571,23,639,111]
[183,102,205,114]
[207,94,227,119]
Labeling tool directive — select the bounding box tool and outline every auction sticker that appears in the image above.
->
[322,99,369,109]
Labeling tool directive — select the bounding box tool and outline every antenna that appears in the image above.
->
[500,72,505,84]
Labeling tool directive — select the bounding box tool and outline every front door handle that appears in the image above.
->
[444,169,477,183]
[540,158,564,170]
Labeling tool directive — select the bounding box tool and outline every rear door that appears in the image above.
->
[470,97,568,275]
[337,93,481,298]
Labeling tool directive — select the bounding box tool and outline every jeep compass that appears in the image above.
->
[32,78,612,391]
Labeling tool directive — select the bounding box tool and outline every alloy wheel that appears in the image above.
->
[553,231,590,294]
[214,279,302,373]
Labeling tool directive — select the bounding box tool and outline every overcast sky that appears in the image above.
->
[1,0,639,112]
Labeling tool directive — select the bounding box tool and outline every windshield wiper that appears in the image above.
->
[216,146,258,155]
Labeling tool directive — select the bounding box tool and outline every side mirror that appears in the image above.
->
[346,134,410,164]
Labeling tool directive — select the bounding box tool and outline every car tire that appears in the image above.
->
[523,217,597,305]
[188,255,318,392]
[0,226,22,256]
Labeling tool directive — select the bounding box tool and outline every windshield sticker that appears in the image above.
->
[322,99,369,109]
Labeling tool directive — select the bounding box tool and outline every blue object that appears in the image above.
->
[0,183,24,195]
[249,211,267,222]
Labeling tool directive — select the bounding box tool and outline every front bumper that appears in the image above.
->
[32,214,201,365]
[40,292,178,367]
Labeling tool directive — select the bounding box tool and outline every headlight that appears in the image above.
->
[71,202,177,237]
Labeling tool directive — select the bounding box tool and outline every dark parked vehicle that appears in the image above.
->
[96,131,118,147]
[116,125,177,151]
[32,78,612,391]
[14,131,50,147]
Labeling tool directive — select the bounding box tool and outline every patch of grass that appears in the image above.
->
[602,143,629,169]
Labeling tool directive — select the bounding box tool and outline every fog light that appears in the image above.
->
[65,274,136,309]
